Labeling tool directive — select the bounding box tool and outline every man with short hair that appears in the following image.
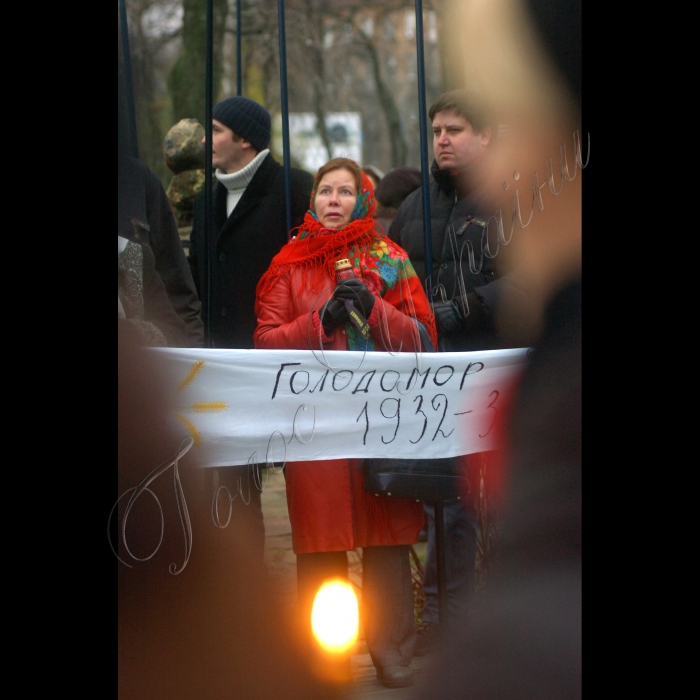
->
[188,96,314,558]
[390,89,502,353]
[388,89,507,653]
[189,96,314,350]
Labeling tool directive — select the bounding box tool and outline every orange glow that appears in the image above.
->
[311,579,359,654]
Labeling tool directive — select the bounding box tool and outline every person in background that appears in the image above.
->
[188,96,314,350]
[254,157,437,689]
[388,89,507,655]
[363,164,385,191]
[118,234,186,347]
[188,96,314,562]
[118,134,204,348]
[118,72,203,349]
[164,118,206,231]
[374,166,422,234]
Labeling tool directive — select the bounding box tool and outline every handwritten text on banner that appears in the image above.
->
[152,348,529,468]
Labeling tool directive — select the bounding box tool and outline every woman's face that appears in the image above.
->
[314,168,358,228]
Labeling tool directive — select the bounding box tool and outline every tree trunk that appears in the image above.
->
[363,36,407,168]
[121,2,172,186]
[311,70,334,163]
[305,2,333,162]
[168,0,230,125]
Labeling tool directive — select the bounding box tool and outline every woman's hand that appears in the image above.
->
[333,278,376,316]
[321,297,350,336]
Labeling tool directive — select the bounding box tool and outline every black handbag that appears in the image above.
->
[362,456,467,501]
[361,322,468,502]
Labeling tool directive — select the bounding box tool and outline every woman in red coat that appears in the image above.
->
[255,158,437,687]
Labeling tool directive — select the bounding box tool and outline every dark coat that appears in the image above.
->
[188,153,314,349]
[388,159,505,352]
[118,237,187,347]
[118,156,204,347]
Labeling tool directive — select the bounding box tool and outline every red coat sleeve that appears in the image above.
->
[365,272,426,353]
[366,297,421,352]
[254,272,334,350]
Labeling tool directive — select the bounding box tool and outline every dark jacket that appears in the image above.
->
[118,156,204,347]
[388,159,506,352]
[188,153,314,349]
[118,237,187,347]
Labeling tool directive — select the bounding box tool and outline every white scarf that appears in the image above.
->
[215,149,270,217]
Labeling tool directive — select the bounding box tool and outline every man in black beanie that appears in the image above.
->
[189,97,313,348]
[188,96,314,559]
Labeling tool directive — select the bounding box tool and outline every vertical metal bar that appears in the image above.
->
[204,0,214,348]
[414,0,433,300]
[434,500,447,624]
[118,0,139,159]
[236,0,242,95]
[277,0,292,238]
[418,0,446,626]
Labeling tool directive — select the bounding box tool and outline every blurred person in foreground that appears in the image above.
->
[388,88,511,654]
[414,0,582,697]
[254,157,437,688]
[118,323,343,700]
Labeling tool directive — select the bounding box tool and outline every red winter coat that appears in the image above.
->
[254,265,425,554]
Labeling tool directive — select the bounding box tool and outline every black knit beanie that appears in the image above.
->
[212,96,271,153]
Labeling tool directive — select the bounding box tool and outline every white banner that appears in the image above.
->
[150,347,528,467]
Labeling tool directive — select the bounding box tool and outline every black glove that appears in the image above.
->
[432,292,487,334]
[320,297,349,336]
[333,278,376,317]
[431,300,464,334]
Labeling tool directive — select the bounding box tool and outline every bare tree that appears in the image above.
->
[353,15,408,168]
[123,0,183,183]
[168,0,229,124]
[124,0,446,181]
[301,1,334,161]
